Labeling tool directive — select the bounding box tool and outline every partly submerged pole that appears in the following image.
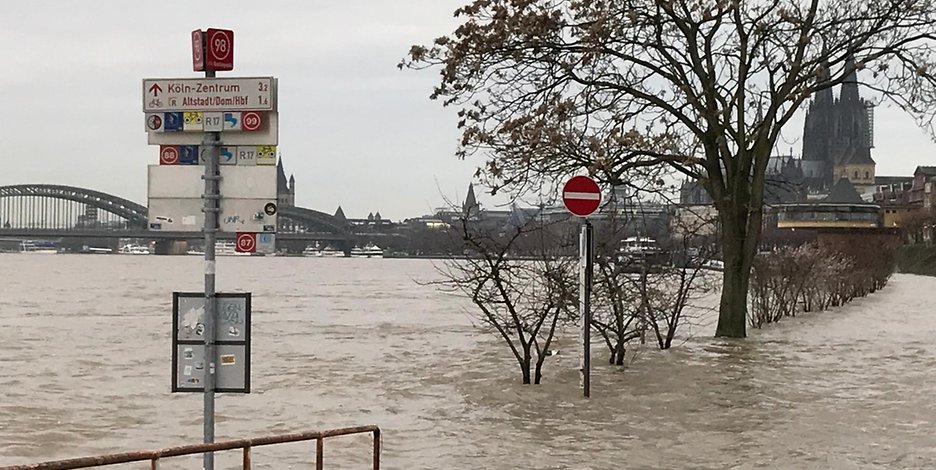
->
[580,219,594,398]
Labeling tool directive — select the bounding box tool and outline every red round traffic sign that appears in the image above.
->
[235,232,256,253]
[159,145,179,165]
[209,29,231,61]
[563,176,601,216]
[206,28,234,70]
[242,111,262,131]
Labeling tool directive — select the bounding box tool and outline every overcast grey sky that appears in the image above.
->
[1,1,935,220]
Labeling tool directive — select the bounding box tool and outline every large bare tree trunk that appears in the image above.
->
[520,353,532,385]
[715,207,748,338]
[717,245,749,337]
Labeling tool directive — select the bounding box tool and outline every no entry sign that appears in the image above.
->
[563,176,601,216]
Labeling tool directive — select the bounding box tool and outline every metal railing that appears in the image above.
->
[0,425,380,470]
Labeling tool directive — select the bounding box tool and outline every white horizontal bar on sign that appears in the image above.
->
[564,191,601,200]
[219,166,277,199]
[147,198,204,232]
[148,165,204,198]
[147,165,277,199]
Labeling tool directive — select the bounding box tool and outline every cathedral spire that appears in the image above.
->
[276,157,289,194]
[815,57,834,106]
[840,55,860,104]
[463,183,479,216]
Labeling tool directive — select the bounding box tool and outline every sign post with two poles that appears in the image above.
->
[562,176,601,399]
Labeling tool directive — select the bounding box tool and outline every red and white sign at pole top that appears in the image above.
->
[206,28,234,71]
[159,145,179,165]
[235,232,256,253]
[191,29,204,71]
[563,176,601,216]
[241,111,262,131]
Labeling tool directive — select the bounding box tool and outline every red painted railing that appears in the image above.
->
[0,425,380,470]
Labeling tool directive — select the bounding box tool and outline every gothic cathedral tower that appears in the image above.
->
[801,58,875,193]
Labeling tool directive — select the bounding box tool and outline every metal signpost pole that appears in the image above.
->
[202,66,220,470]
[580,219,594,398]
[564,175,600,399]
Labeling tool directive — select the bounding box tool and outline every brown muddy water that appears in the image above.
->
[1,254,935,469]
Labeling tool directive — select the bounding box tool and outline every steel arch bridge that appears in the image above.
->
[0,184,149,230]
[0,184,352,240]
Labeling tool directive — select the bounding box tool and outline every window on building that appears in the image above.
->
[865,171,870,179]
[854,170,859,179]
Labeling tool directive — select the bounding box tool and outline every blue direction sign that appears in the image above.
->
[179,145,199,165]
[164,112,184,132]
[220,147,235,165]
[223,112,240,131]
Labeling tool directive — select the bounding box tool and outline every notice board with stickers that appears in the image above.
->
[172,292,251,393]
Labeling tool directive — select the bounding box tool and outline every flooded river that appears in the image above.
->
[1,254,935,469]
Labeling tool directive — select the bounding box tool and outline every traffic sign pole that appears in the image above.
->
[562,175,600,399]
[580,220,594,398]
[201,63,220,470]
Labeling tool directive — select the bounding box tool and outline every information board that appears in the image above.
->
[172,292,251,393]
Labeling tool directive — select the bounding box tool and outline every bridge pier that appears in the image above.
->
[154,239,188,255]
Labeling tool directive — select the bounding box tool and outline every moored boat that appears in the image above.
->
[350,243,383,258]
[20,240,58,254]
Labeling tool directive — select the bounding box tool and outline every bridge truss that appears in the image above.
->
[0,184,148,231]
[0,184,353,243]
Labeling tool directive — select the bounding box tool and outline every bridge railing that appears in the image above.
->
[0,425,381,470]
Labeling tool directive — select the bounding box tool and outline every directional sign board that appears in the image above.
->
[172,292,250,393]
[143,77,275,112]
[148,111,268,133]
[147,112,278,146]
[563,176,601,216]
[176,145,273,166]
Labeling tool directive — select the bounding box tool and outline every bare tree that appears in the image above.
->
[644,224,718,350]
[590,196,715,364]
[430,210,576,384]
[405,0,936,337]
[749,237,896,328]
[590,208,643,365]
